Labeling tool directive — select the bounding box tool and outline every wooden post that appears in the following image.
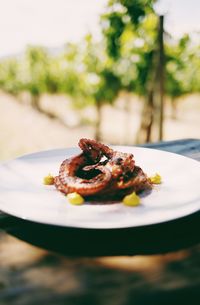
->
[158,15,165,140]
[136,15,165,144]
[149,15,165,142]
[95,100,102,141]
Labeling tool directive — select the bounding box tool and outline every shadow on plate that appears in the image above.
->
[1,211,199,257]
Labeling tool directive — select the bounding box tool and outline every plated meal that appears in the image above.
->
[0,142,200,228]
[44,138,161,206]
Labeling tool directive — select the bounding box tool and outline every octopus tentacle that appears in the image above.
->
[54,147,112,196]
[79,138,135,178]
[79,138,114,159]
[116,166,149,189]
[54,175,69,194]
[59,154,88,177]
[54,138,151,198]
[57,164,112,196]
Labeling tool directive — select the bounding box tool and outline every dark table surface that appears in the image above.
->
[0,139,200,305]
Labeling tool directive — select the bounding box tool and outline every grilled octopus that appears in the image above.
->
[54,138,151,198]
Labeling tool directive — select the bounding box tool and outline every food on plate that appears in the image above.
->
[52,138,152,200]
[149,173,162,184]
[43,174,54,185]
[122,191,140,206]
[67,192,84,205]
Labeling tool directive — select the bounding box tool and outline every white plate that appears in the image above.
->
[0,146,200,229]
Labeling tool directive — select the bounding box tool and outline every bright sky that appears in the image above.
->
[155,0,200,37]
[0,0,199,57]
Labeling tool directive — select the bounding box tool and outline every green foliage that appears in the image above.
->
[165,34,200,99]
[82,34,121,106]
[0,59,22,95]
[102,11,125,59]
[120,0,148,24]
[102,0,200,101]
[24,46,51,96]
[0,0,199,113]
[94,69,122,103]
[102,0,155,59]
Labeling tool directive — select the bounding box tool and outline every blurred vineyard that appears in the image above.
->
[0,0,200,157]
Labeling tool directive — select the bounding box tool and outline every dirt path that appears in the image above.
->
[0,93,94,160]
[0,92,200,161]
